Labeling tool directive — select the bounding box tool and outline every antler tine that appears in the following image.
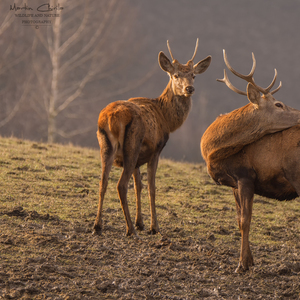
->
[270,81,282,95]
[223,49,256,82]
[222,50,281,95]
[190,38,199,62]
[265,69,277,93]
[217,69,247,96]
[167,40,175,62]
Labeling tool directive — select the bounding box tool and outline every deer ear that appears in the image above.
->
[193,56,212,74]
[158,51,174,74]
[247,83,261,106]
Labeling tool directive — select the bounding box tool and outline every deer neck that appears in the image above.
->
[157,80,192,133]
[201,103,268,162]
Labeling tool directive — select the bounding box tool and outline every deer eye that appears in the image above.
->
[275,103,283,108]
[174,74,179,79]
[192,74,195,79]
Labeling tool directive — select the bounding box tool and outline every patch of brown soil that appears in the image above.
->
[1,207,300,299]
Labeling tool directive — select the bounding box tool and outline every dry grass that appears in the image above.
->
[1,137,300,299]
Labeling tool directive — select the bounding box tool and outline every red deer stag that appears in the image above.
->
[201,50,300,272]
[94,39,211,236]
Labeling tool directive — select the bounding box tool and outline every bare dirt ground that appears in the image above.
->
[1,138,300,299]
[1,205,300,300]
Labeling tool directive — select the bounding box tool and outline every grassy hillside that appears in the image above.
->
[1,137,300,299]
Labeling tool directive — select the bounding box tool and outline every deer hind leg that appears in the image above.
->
[117,120,144,236]
[233,178,255,272]
[133,168,144,230]
[93,130,115,235]
[147,153,160,234]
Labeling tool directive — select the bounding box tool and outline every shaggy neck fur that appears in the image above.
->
[157,80,192,133]
[201,103,266,163]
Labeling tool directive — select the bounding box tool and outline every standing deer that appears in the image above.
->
[94,39,211,236]
[201,50,300,272]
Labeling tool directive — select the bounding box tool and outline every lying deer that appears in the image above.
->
[94,39,211,236]
[201,50,300,272]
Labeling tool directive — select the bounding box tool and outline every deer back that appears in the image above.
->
[201,51,300,165]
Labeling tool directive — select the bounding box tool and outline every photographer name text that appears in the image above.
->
[10,3,64,27]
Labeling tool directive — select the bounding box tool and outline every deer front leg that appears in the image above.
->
[233,178,254,272]
[147,154,160,234]
[133,168,144,230]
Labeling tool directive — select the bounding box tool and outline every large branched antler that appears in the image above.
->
[217,49,282,95]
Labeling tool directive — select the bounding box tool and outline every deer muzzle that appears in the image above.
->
[185,86,195,95]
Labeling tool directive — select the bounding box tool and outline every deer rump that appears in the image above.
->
[98,98,169,169]
[211,125,300,201]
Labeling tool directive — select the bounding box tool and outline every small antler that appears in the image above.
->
[167,40,175,62]
[217,49,282,95]
[270,80,282,95]
[190,38,199,62]
[265,69,282,95]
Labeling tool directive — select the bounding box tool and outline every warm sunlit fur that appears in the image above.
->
[201,53,300,272]
[94,41,211,236]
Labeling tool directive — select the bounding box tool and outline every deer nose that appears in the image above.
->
[185,86,195,94]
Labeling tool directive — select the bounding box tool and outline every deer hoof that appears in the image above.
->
[235,264,248,273]
[149,228,159,235]
[235,261,253,273]
[135,222,144,231]
[92,224,102,236]
[126,228,137,237]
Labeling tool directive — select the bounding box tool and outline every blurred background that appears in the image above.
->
[1,0,299,162]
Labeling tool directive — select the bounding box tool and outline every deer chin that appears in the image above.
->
[268,126,294,134]
[184,92,194,97]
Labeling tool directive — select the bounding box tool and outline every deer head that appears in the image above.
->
[158,39,211,97]
[217,49,300,133]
